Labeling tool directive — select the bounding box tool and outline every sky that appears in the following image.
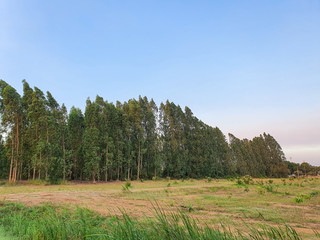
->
[0,0,319,166]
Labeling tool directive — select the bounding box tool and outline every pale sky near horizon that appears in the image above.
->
[0,1,319,166]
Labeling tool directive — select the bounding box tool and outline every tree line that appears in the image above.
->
[0,80,298,183]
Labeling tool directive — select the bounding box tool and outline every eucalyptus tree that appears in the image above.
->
[262,133,287,177]
[68,107,84,180]
[127,99,143,180]
[0,82,22,182]
[27,87,48,180]
[21,80,34,179]
[83,98,101,182]
[145,98,158,178]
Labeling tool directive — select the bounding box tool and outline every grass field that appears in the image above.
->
[0,177,319,239]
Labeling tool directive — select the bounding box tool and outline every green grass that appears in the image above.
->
[0,226,17,240]
[0,201,308,240]
[0,177,319,239]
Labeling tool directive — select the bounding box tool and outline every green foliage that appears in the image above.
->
[264,184,274,193]
[294,195,303,204]
[122,181,133,191]
[242,175,253,185]
[236,177,243,185]
[236,175,253,186]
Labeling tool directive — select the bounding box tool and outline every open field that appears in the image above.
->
[0,177,319,239]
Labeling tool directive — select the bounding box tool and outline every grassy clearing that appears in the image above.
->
[0,177,319,239]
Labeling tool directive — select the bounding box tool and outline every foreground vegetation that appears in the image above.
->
[0,177,319,239]
[0,201,312,240]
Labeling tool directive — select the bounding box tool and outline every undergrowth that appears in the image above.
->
[0,201,308,240]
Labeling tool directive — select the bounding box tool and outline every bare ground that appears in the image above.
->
[0,179,319,238]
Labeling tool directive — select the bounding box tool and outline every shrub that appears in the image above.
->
[303,194,311,200]
[242,175,253,185]
[236,177,243,185]
[264,184,274,193]
[257,186,265,195]
[122,181,132,191]
[256,180,264,186]
[310,191,320,197]
[294,195,303,203]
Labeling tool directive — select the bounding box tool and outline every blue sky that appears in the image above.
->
[0,0,319,165]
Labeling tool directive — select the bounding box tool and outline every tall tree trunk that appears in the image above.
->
[16,167,19,182]
[127,167,130,180]
[33,125,38,181]
[19,163,22,181]
[46,126,49,181]
[140,153,143,174]
[74,161,77,180]
[14,116,19,182]
[9,136,14,182]
[105,138,108,182]
[137,140,140,180]
[38,151,41,180]
[63,135,66,181]
[93,171,96,183]
[117,167,120,181]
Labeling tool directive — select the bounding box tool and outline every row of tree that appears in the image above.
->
[0,80,298,182]
[285,161,320,176]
